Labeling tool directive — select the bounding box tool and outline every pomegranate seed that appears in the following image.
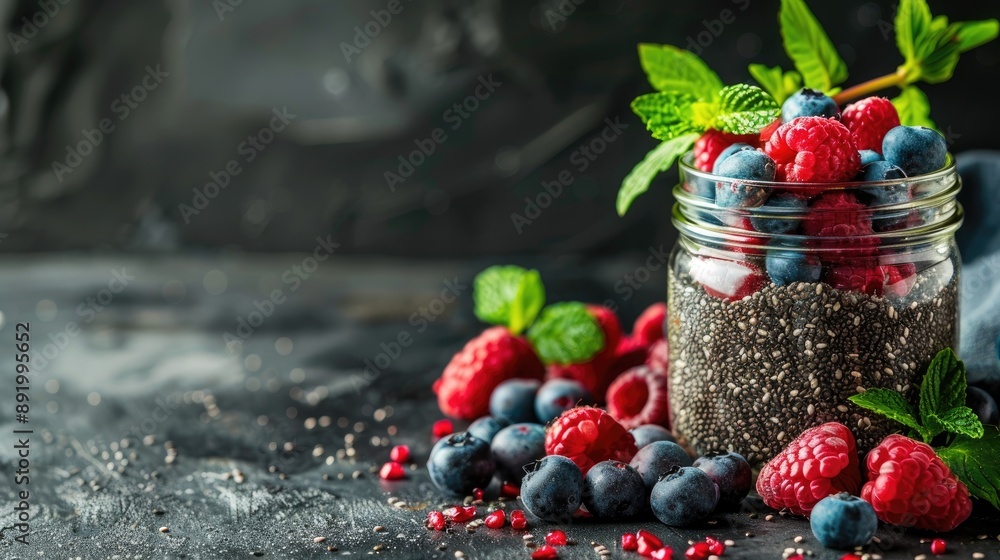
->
[931,539,946,555]
[378,461,406,480]
[637,530,664,556]
[432,419,453,439]
[484,509,505,529]
[389,444,410,463]
[840,555,863,560]
[510,509,528,530]
[705,536,726,556]
[788,555,805,560]
[545,530,568,546]
[622,532,639,551]
[442,505,476,522]
[651,548,674,560]
[685,542,710,560]
[501,481,521,498]
[426,511,446,531]
[473,487,485,501]
[531,545,559,559]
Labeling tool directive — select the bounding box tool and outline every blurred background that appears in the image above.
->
[0,0,997,256]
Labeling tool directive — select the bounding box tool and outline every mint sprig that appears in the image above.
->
[849,348,984,443]
[937,427,1000,509]
[526,302,605,366]
[631,92,699,141]
[747,64,802,105]
[778,0,848,92]
[638,43,723,99]
[616,132,699,217]
[895,0,999,85]
[891,85,935,128]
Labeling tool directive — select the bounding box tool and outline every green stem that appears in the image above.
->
[832,68,909,104]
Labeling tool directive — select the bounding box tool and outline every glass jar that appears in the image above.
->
[667,155,962,467]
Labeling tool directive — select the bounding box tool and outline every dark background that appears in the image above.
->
[0,0,997,255]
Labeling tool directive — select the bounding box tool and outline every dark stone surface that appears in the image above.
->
[0,256,998,559]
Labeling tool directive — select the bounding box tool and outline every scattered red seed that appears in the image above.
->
[473,487,485,501]
[501,481,521,498]
[510,510,528,530]
[432,419,454,439]
[484,509,505,529]
[704,536,725,556]
[389,445,410,463]
[442,505,477,522]
[651,547,674,560]
[685,541,711,560]
[531,545,559,559]
[622,532,638,551]
[545,530,568,546]
[840,554,862,560]
[378,461,406,480]
[787,555,804,560]
[426,511,446,531]
[930,539,946,555]
[636,530,664,557]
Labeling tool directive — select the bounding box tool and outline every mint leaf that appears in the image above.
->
[631,92,700,141]
[711,85,780,134]
[955,19,999,52]
[931,406,985,439]
[473,266,545,334]
[616,132,698,216]
[848,389,924,434]
[527,302,604,365]
[892,85,936,128]
[917,348,969,441]
[895,0,933,64]
[748,64,802,105]
[638,43,724,99]
[937,427,1000,509]
[779,0,848,92]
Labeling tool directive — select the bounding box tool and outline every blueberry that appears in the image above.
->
[692,451,751,509]
[520,455,585,522]
[582,460,647,520]
[629,440,693,490]
[712,143,757,174]
[490,423,546,483]
[630,424,676,449]
[882,125,947,176]
[490,379,540,424]
[714,150,774,209]
[427,432,496,496]
[858,149,883,166]
[967,386,999,426]
[781,88,840,122]
[859,161,910,210]
[534,379,591,423]
[765,244,822,286]
[467,415,509,443]
[810,493,878,549]
[650,466,719,526]
[749,193,808,234]
[689,177,717,201]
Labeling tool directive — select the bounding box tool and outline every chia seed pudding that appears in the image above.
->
[667,268,959,467]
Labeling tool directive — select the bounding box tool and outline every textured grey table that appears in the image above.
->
[0,256,997,559]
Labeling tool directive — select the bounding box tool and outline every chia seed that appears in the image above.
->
[667,270,958,466]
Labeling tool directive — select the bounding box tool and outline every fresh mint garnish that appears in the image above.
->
[849,348,984,443]
[891,85,935,128]
[616,132,699,217]
[473,265,545,335]
[895,0,998,85]
[638,43,723,99]
[778,0,848,92]
[747,63,802,105]
[526,302,604,365]
[937,427,1000,509]
[631,92,699,141]
[710,85,781,134]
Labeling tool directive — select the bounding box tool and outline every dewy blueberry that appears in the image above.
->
[780,88,840,122]
[881,125,947,176]
[650,466,719,526]
[520,455,585,522]
[629,424,675,449]
[489,378,541,424]
[748,192,808,234]
[467,415,509,443]
[582,460,647,520]
[858,149,883,166]
[692,451,751,509]
[427,432,495,495]
[534,379,591,423]
[765,244,822,286]
[714,150,774,209]
[711,143,756,174]
[629,440,693,490]
[809,493,878,549]
[490,423,546,484]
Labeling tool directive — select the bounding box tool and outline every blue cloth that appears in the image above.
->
[957,151,1000,384]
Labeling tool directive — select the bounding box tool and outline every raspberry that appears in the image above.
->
[389,445,410,463]
[860,435,972,532]
[756,422,863,516]
[379,461,406,480]
[545,529,568,546]
[646,339,669,373]
[433,327,545,420]
[588,304,623,352]
[802,192,871,236]
[759,118,782,144]
[633,303,667,346]
[545,406,638,475]
[547,335,647,400]
[483,509,505,529]
[694,129,758,172]
[764,117,860,186]
[841,97,900,154]
[826,263,915,297]
[606,366,670,429]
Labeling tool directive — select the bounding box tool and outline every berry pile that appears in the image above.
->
[685,89,950,301]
